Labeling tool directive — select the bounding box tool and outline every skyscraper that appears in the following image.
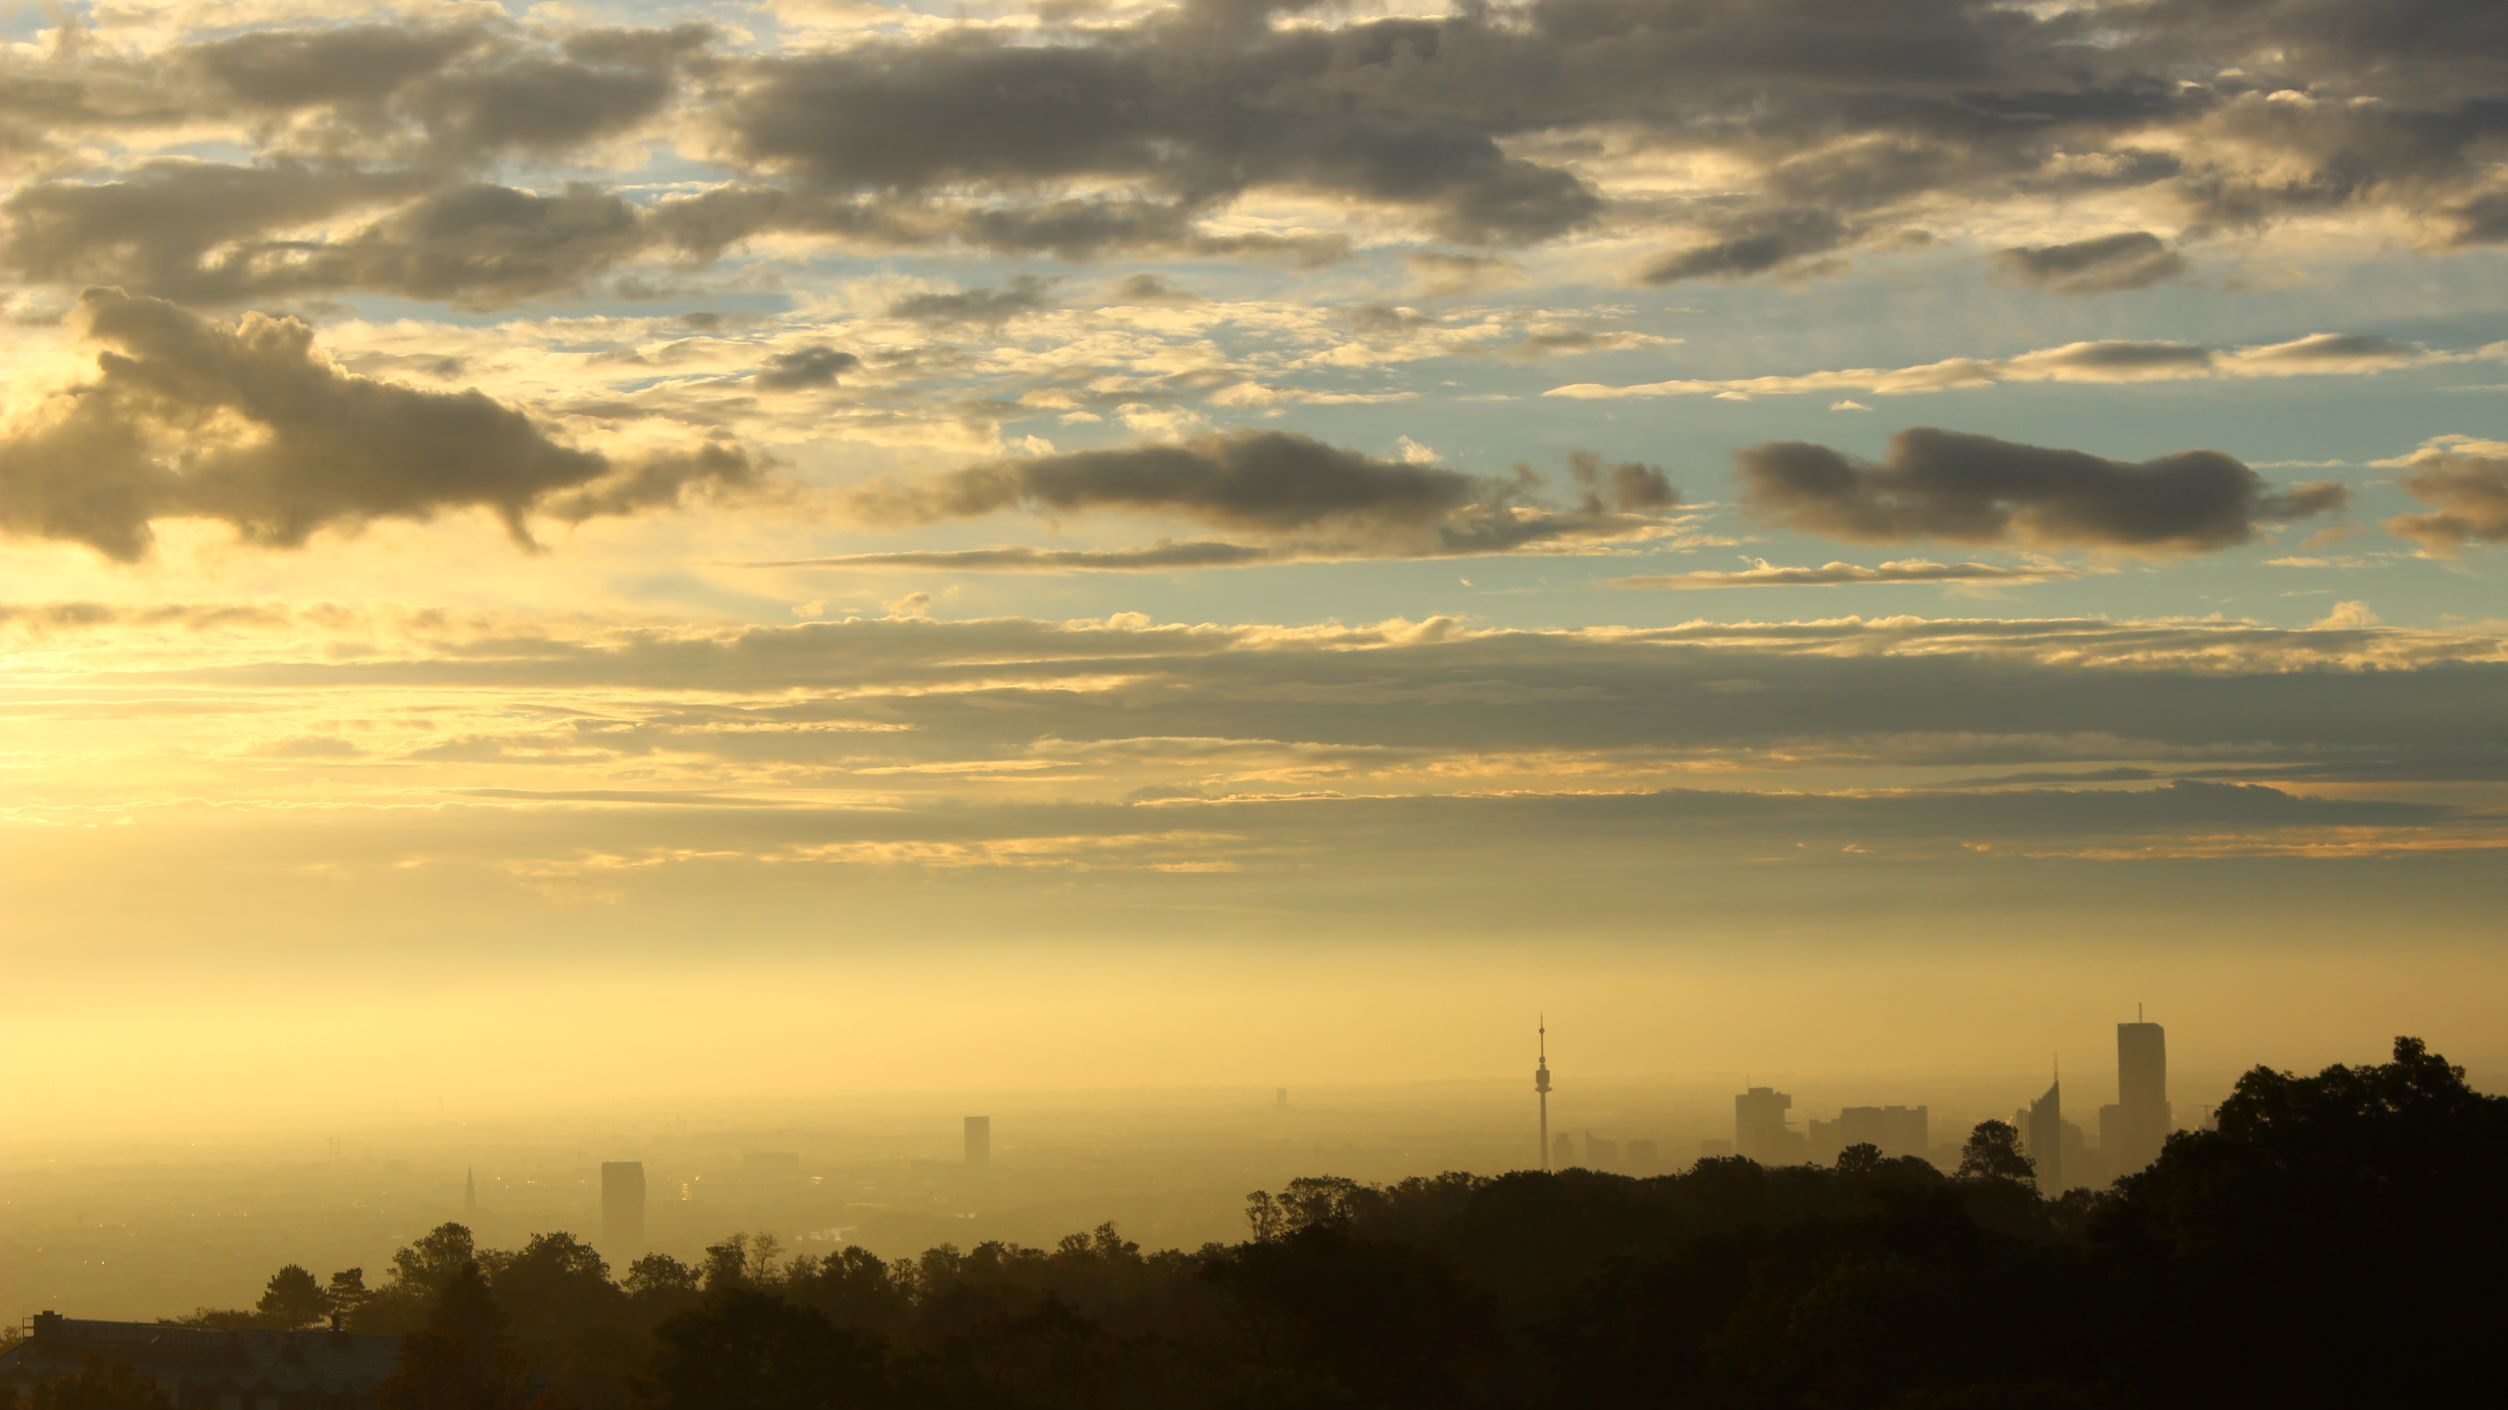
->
[1735,1086,1803,1164]
[2109,1013,2172,1175]
[964,1115,992,1170]
[2022,1078,2062,1195]
[600,1161,645,1256]
[1534,1017,1552,1172]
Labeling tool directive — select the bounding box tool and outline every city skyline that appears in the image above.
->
[2,0,2503,1232]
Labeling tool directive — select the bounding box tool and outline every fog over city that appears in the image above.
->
[3,0,2504,1405]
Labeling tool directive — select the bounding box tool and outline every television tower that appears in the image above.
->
[1535,1016,1553,1171]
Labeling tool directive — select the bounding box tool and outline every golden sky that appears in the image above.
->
[3,1,2505,1145]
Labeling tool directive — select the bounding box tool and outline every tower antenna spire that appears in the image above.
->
[1533,1015,1553,1172]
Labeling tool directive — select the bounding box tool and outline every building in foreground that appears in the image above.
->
[0,1313,400,1408]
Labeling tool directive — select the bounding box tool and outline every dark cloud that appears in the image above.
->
[2384,441,2508,554]
[0,291,759,560]
[11,3,2496,300]
[1993,231,2188,294]
[887,275,1059,327]
[2023,341,2215,375]
[754,345,860,391]
[843,433,1684,558]
[1611,559,2077,589]
[2231,332,2422,369]
[757,542,1281,572]
[183,22,491,114]
[178,19,705,163]
[1737,428,2349,553]
[0,162,426,301]
[1642,208,1854,284]
[0,166,652,308]
[1565,450,1678,513]
[716,29,1602,250]
[1110,274,1202,303]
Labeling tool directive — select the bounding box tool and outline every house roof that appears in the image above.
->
[0,1316,402,1393]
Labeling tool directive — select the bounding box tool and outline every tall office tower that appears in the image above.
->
[1534,1017,1552,1171]
[2022,1078,2063,1194]
[600,1161,646,1256]
[1735,1086,1798,1164]
[1626,1138,1661,1176]
[964,1115,992,1170]
[2112,1014,2172,1175]
[1836,1105,1931,1160]
[1584,1133,1620,1170]
[1551,1131,1576,1170]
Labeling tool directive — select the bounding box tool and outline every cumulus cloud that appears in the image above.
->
[0,165,657,308]
[887,275,1059,327]
[840,433,1685,560]
[8,2,2508,296]
[1735,428,2348,554]
[1992,232,2188,294]
[1611,558,2079,590]
[1641,209,1854,285]
[2380,436,2508,554]
[0,290,760,560]
[754,344,860,391]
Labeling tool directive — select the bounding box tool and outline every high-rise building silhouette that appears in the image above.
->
[1626,1138,1661,1176]
[1583,1133,1619,1170]
[964,1115,992,1169]
[1735,1086,1803,1164]
[2106,1011,2172,1176]
[1534,1017,1552,1172]
[2021,1076,2063,1195]
[600,1161,645,1256]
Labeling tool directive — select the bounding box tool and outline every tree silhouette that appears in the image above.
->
[636,1287,889,1410]
[325,1267,369,1323]
[1835,1142,1885,1177]
[375,1261,545,1410]
[150,1037,2500,1410]
[1955,1120,2034,1183]
[254,1264,327,1329]
[11,1360,172,1410]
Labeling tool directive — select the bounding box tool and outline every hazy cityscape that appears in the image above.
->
[14,1012,2470,1326]
[6,0,2506,1403]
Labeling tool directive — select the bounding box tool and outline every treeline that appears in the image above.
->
[26,1038,2508,1408]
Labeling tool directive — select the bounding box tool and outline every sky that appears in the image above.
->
[2,0,2504,1146]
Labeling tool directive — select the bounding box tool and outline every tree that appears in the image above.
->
[390,1224,479,1299]
[17,1360,172,1410]
[1835,1143,1885,1177]
[375,1261,544,1410]
[636,1287,890,1410]
[1955,1121,2035,1184]
[625,1253,701,1301]
[325,1267,368,1322]
[255,1264,327,1329]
